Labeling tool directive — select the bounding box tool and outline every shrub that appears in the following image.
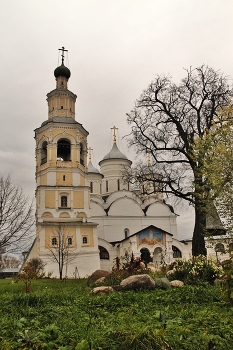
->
[167,255,224,284]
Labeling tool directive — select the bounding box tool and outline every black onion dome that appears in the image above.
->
[54,64,71,79]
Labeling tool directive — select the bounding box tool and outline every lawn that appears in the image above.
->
[0,278,233,349]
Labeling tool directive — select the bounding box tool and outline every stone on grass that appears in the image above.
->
[154,277,171,289]
[120,274,155,290]
[170,280,184,287]
[140,261,146,270]
[95,276,106,285]
[87,270,110,285]
[92,286,114,294]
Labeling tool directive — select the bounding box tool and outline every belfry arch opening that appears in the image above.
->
[57,138,71,161]
[80,143,85,165]
[41,141,47,165]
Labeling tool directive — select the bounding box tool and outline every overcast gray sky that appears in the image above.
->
[0,0,232,240]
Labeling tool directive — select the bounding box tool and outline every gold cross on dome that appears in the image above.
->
[88,147,93,162]
[111,126,118,143]
[58,46,68,65]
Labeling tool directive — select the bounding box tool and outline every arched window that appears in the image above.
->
[80,143,84,165]
[52,237,57,245]
[67,237,72,245]
[61,196,67,207]
[99,246,109,260]
[215,243,225,253]
[41,141,47,165]
[83,236,88,244]
[57,138,71,161]
[172,246,182,258]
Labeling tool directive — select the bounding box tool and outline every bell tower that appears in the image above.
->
[32,48,100,278]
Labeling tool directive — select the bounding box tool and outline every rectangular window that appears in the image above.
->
[106,181,108,192]
[61,196,67,207]
[90,182,93,193]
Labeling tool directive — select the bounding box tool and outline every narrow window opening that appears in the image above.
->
[63,175,65,181]
[117,179,120,191]
[68,237,72,245]
[90,182,93,193]
[106,180,108,192]
[61,196,67,207]
[61,106,63,109]
[124,228,129,239]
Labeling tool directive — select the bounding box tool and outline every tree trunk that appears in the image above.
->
[192,205,207,256]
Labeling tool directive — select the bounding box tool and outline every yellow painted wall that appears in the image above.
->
[80,175,85,186]
[45,226,77,249]
[80,227,94,247]
[56,172,72,186]
[73,191,84,209]
[40,174,47,186]
[52,129,77,138]
[37,190,40,206]
[45,190,55,208]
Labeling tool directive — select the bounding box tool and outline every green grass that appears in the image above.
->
[0,278,232,349]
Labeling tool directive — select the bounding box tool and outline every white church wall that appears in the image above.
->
[98,238,117,271]
[90,201,106,216]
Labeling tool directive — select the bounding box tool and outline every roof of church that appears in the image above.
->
[54,63,71,79]
[102,142,128,161]
[39,116,87,131]
[88,161,100,174]
[109,224,173,245]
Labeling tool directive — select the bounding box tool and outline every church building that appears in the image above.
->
[25,50,228,278]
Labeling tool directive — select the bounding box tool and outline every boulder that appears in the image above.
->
[87,270,110,285]
[154,277,171,289]
[140,261,146,270]
[120,274,155,290]
[92,286,114,294]
[170,280,184,287]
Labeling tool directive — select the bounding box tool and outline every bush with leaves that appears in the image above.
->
[167,255,224,284]
[221,256,233,306]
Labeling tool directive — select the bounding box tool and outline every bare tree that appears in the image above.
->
[0,175,35,254]
[0,254,21,269]
[127,66,233,256]
[47,226,76,279]
[27,257,46,277]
